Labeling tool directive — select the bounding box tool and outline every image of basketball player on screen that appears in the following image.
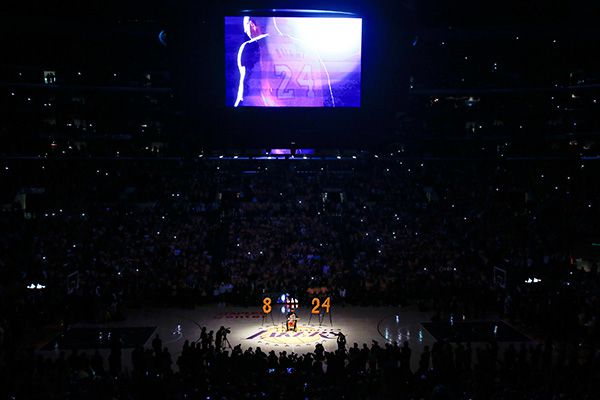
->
[234,16,335,107]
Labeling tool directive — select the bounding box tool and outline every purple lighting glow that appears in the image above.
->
[225,16,362,107]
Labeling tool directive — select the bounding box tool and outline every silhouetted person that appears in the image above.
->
[108,335,122,376]
[199,327,207,349]
[215,328,223,350]
[337,332,347,352]
[152,334,162,355]
[91,350,104,375]
[207,330,214,348]
[400,341,412,372]
[419,345,431,373]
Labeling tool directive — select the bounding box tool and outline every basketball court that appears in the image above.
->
[39,305,533,371]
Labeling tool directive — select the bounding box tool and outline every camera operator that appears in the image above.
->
[216,326,231,350]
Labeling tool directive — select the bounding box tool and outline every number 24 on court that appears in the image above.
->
[311,297,331,314]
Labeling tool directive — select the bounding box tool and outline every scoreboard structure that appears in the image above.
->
[175,1,413,147]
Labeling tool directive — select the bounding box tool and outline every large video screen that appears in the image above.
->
[225,16,362,108]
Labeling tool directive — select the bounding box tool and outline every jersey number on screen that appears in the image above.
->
[274,65,315,99]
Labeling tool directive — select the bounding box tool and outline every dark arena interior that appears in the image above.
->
[2,0,600,399]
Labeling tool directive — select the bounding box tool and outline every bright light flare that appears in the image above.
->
[282,18,362,60]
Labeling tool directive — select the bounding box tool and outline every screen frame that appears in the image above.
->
[224,9,363,109]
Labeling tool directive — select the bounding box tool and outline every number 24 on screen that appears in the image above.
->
[311,297,331,314]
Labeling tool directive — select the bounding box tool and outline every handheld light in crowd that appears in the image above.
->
[26,283,46,290]
[524,278,542,284]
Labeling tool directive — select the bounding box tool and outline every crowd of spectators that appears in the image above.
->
[1,156,599,398]
[3,326,600,399]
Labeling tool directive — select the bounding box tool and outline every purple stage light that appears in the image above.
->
[269,149,292,155]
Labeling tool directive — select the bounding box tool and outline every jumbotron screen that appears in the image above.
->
[225,16,362,108]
